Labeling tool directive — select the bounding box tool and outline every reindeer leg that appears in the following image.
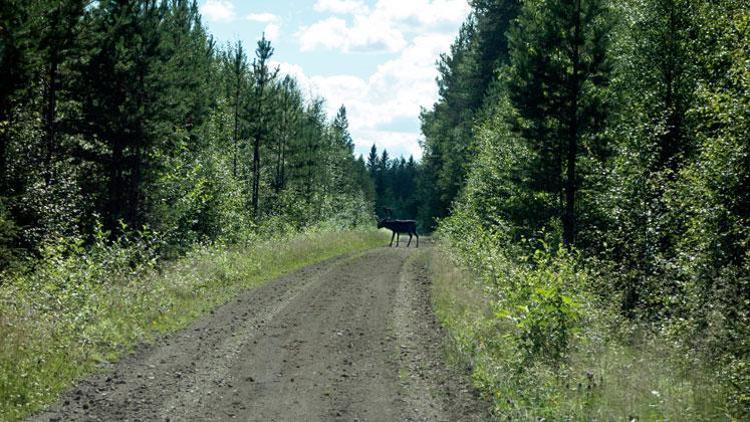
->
[407,233,412,247]
[390,231,395,247]
[415,232,419,248]
[396,233,400,247]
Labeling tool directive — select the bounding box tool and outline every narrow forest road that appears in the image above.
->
[33,244,486,421]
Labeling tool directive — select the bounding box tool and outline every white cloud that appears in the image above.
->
[273,31,456,159]
[247,13,282,42]
[314,0,369,15]
[354,130,424,159]
[264,23,282,42]
[246,13,278,23]
[297,16,406,53]
[298,0,469,53]
[200,0,235,22]
[372,0,469,26]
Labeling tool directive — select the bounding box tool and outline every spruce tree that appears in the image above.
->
[366,144,379,174]
[333,105,354,154]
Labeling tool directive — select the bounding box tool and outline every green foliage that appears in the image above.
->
[430,239,726,419]
[440,211,586,365]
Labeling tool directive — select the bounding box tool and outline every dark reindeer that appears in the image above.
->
[377,219,419,248]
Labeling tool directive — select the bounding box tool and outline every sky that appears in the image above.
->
[198,0,470,160]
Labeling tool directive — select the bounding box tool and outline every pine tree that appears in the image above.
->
[272,76,302,192]
[31,0,85,185]
[73,0,166,231]
[249,34,278,217]
[228,41,247,178]
[506,0,613,246]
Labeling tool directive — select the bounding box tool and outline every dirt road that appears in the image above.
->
[33,245,486,421]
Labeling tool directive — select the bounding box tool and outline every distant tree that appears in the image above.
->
[366,144,379,174]
[272,76,302,192]
[333,105,354,153]
[353,155,375,205]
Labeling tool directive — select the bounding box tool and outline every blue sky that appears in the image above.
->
[198,0,470,159]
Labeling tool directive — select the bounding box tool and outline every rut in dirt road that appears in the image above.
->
[33,245,486,422]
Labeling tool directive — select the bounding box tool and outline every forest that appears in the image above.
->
[418,0,750,418]
[0,0,375,268]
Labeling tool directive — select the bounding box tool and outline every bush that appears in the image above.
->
[434,201,727,419]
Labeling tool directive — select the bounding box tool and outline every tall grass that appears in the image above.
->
[0,229,387,421]
[429,246,728,420]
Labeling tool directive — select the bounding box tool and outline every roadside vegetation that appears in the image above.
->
[0,228,387,420]
[423,0,749,419]
[430,244,726,420]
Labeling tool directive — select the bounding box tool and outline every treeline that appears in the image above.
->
[423,0,749,417]
[364,144,420,223]
[0,0,373,270]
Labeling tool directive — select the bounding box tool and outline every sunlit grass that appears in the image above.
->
[0,230,388,421]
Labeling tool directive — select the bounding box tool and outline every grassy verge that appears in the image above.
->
[428,246,727,420]
[0,230,388,421]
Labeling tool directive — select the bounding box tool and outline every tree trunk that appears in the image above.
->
[43,55,59,186]
[233,75,241,179]
[0,105,8,196]
[108,139,125,232]
[563,0,582,247]
[658,0,682,171]
[274,107,286,193]
[252,134,260,217]
[129,142,143,229]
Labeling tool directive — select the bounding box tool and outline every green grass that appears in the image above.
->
[428,246,729,421]
[0,229,388,421]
